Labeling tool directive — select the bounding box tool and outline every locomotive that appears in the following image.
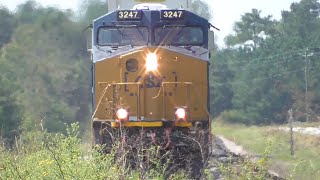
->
[88,2,215,175]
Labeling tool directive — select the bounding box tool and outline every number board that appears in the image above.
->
[161,10,184,20]
[117,10,142,21]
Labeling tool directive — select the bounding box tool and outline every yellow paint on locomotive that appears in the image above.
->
[94,47,208,126]
[110,121,193,128]
[111,121,163,128]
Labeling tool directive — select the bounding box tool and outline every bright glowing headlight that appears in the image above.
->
[116,108,128,120]
[175,108,186,120]
[146,53,158,71]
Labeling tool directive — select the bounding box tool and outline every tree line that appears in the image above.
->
[0,0,112,144]
[210,0,320,124]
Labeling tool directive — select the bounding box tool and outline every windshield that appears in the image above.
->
[155,26,203,46]
[98,26,148,46]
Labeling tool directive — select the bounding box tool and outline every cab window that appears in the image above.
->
[98,26,148,46]
[155,26,203,46]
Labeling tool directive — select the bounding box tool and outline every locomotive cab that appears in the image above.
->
[90,3,213,163]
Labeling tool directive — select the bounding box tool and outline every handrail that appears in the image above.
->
[161,82,192,85]
[95,81,192,121]
[161,82,192,120]
[98,82,142,85]
[96,82,142,120]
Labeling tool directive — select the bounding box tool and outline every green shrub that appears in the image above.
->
[220,110,261,125]
[0,123,187,179]
[221,110,248,124]
[0,123,117,179]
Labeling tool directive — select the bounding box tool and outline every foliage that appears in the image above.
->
[211,0,320,124]
[209,50,234,116]
[79,0,108,25]
[0,7,16,48]
[224,9,277,49]
[0,75,22,144]
[0,0,91,138]
[0,123,186,179]
[191,0,212,20]
[220,110,254,125]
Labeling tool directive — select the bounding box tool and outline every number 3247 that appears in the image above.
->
[163,11,183,18]
[118,11,139,19]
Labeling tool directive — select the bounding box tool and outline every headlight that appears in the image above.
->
[175,108,186,120]
[145,53,158,72]
[116,108,128,120]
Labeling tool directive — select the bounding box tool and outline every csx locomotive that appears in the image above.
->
[89,3,214,165]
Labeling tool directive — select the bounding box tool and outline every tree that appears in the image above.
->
[209,50,234,116]
[224,9,277,49]
[0,62,22,144]
[212,0,320,124]
[79,0,109,25]
[0,7,16,48]
[279,0,320,49]
[191,0,212,20]
[275,0,320,120]
[0,2,91,133]
[15,0,42,24]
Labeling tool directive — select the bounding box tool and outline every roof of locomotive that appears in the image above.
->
[92,6,209,29]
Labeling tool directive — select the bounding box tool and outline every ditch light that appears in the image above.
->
[175,107,188,121]
[116,108,128,121]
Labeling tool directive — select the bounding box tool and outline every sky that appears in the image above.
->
[0,0,300,47]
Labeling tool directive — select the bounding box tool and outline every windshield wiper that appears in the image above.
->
[110,44,134,51]
[116,24,148,46]
[180,45,209,55]
[111,24,133,46]
[160,25,186,45]
[95,45,112,53]
[117,24,148,46]
[95,44,134,53]
[126,25,146,44]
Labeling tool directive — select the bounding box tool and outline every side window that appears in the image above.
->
[98,28,122,45]
[86,28,92,51]
[176,27,203,44]
[98,29,111,45]
[97,27,148,46]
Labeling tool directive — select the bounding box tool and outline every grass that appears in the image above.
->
[3,121,317,179]
[0,123,187,180]
[212,120,320,180]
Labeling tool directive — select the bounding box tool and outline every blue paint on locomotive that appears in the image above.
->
[92,9,209,48]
